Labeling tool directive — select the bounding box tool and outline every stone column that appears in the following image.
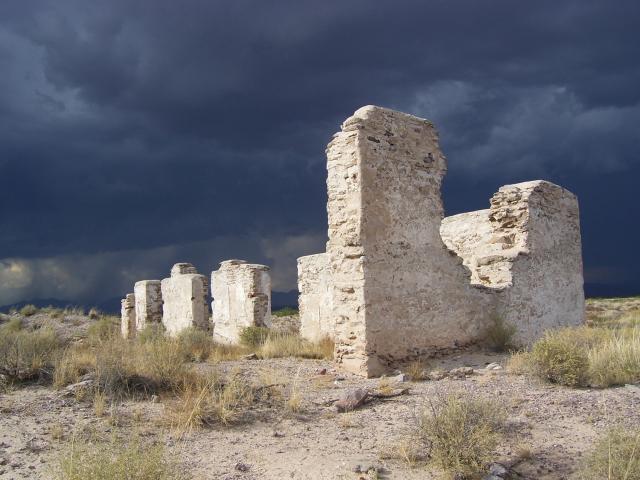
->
[326,106,492,377]
[120,293,136,339]
[134,280,162,331]
[160,263,209,336]
[211,260,271,344]
[297,253,334,342]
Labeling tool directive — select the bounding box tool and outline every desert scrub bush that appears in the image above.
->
[53,344,96,388]
[55,434,182,480]
[514,326,640,387]
[176,328,215,362]
[587,327,640,387]
[485,316,517,352]
[137,323,166,343]
[272,306,298,317]
[3,317,23,333]
[87,316,119,344]
[88,307,100,320]
[579,426,640,480]
[19,304,38,316]
[258,332,333,359]
[418,393,505,478]
[239,326,270,348]
[167,372,256,431]
[0,324,61,381]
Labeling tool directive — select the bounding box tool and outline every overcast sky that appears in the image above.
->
[0,0,639,306]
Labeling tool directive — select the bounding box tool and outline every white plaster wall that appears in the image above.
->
[298,253,334,341]
[134,280,162,331]
[211,260,271,344]
[327,106,494,377]
[161,264,209,337]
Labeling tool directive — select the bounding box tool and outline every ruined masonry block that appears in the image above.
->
[120,293,136,339]
[441,180,584,345]
[134,280,162,331]
[161,263,209,337]
[297,253,334,342]
[327,106,493,377]
[211,260,271,344]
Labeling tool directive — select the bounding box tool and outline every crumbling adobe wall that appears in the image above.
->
[133,280,162,331]
[211,260,271,344]
[161,263,209,336]
[326,105,495,377]
[120,293,136,339]
[297,253,334,341]
[441,180,585,345]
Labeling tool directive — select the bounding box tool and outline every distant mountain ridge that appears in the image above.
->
[1,290,301,315]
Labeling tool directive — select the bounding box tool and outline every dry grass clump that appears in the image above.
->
[239,326,270,348]
[19,304,39,316]
[0,321,61,381]
[55,435,182,480]
[406,360,428,381]
[417,393,505,478]
[579,426,640,480]
[258,333,333,359]
[167,372,257,431]
[511,326,640,387]
[176,328,216,362]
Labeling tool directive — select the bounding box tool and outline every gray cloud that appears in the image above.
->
[0,0,639,304]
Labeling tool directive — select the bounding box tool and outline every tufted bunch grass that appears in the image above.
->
[508,325,640,387]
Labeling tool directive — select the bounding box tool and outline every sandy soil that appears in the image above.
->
[1,349,639,480]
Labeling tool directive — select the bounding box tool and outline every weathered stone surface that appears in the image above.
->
[335,388,369,412]
[326,106,494,377]
[297,253,334,341]
[441,180,585,345]
[161,263,209,336]
[133,280,162,331]
[120,293,136,339]
[211,260,271,344]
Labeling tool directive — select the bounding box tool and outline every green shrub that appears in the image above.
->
[87,316,119,345]
[485,316,517,352]
[239,326,270,348]
[55,435,182,480]
[0,325,61,381]
[272,307,298,317]
[531,329,590,386]
[418,393,505,478]
[515,326,640,387]
[177,328,214,362]
[137,323,166,343]
[19,304,38,316]
[579,426,640,480]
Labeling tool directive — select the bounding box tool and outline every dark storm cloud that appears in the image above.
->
[0,0,639,304]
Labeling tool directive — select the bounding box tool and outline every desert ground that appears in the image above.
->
[0,298,639,480]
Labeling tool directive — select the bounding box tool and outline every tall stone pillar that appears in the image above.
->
[120,293,136,339]
[211,260,271,344]
[134,280,162,331]
[161,263,209,336]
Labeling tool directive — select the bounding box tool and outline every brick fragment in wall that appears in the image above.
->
[134,280,162,331]
[161,263,209,336]
[211,260,271,344]
[120,293,136,339]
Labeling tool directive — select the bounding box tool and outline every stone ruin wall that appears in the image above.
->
[326,106,496,377]
[297,253,334,342]
[161,263,209,337]
[211,260,271,344]
[440,181,585,345]
[120,293,136,339]
[133,280,162,332]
